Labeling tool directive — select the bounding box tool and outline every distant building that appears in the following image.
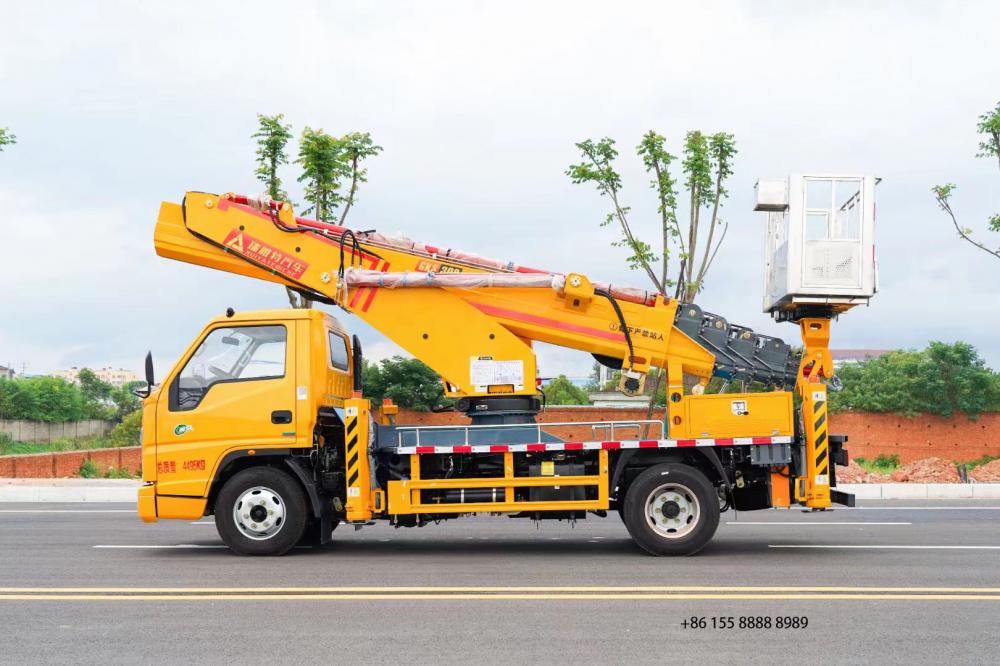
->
[54,366,139,388]
[596,364,616,387]
[830,349,892,369]
[0,365,14,380]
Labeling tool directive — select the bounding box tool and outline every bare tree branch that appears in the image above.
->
[691,167,724,297]
[702,221,729,277]
[338,155,360,225]
[581,150,665,294]
[935,192,1000,260]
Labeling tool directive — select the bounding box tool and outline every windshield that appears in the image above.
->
[174,325,286,410]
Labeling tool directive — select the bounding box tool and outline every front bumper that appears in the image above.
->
[137,483,157,522]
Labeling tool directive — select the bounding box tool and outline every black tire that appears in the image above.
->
[215,467,308,556]
[621,463,720,556]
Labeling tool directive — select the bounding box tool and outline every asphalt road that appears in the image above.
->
[1,500,999,664]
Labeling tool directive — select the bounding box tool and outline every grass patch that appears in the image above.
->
[78,458,99,478]
[0,435,117,456]
[854,454,902,475]
[959,454,1000,470]
[103,466,137,479]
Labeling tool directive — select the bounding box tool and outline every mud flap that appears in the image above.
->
[829,434,854,507]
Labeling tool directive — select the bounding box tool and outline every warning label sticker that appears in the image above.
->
[223,229,309,280]
[470,356,524,390]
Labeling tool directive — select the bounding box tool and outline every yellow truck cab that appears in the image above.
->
[138,309,358,551]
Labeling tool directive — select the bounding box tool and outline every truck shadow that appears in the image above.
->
[141,535,766,559]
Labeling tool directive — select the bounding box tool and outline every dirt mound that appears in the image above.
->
[836,459,890,484]
[889,457,960,483]
[970,459,1000,483]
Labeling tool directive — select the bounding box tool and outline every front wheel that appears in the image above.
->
[621,463,720,556]
[215,467,308,556]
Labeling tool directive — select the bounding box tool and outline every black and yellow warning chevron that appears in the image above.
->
[345,415,360,488]
[812,396,829,477]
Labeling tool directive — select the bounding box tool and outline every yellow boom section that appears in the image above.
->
[154,192,715,400]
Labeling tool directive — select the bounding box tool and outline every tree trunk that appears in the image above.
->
[641,368,665,439]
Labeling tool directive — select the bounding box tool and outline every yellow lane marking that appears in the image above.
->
[2,586,1000,593]
[770,545,1000,549]
[2,593,1000,601]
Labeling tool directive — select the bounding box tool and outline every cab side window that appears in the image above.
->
[329,331,350,372]
[172,325,287,411]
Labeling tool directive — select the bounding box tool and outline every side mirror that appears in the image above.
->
[132,351,155,399]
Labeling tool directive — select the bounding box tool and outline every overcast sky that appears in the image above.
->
[2,1,999,379]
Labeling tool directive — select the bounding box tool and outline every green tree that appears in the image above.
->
[830,342,1000,418]
[567,130,737,301]
[336,132,383,225]
[0,376,86,422]
[109,383,142,422]
[933,101,1000,260]
[252,113,293,201]
[0,374,136,423]
[296,127,345,223]
[542,375,590,406]
[252,113,303,308]
[0,127,15,152]
[75,369,116,420]
[568,130,736,425]
[110,410,142,447]
[362,356,448,411]
[77,368,113,402]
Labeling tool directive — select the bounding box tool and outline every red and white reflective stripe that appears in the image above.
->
[394,436,792,456]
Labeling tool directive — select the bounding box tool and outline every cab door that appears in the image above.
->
[155,321,296,497]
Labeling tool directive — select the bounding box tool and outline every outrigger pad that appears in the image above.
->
[674,303,800,390]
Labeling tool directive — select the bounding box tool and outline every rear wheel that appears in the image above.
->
[622,463,720,556]
[215,467,308,556]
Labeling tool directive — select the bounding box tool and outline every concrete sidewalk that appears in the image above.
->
[0,479,140,502]
[3,479,1000,502]
[840,483,1000,499]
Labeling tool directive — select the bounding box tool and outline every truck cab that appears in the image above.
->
[137,309,356,537]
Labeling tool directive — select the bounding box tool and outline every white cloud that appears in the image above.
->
[2,1,999,379]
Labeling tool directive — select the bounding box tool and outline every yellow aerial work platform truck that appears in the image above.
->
[137,174,876,556]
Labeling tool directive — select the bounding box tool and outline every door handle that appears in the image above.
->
[271,410,293,425]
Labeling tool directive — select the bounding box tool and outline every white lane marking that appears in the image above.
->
[93,544,227,549]
[0,510,135,514]
[728,521,910,526]
[770,544,1000,550]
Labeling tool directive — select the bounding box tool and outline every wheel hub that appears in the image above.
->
[645,482,701,539]
[233,486,286,541]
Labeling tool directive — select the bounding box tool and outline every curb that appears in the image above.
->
[0,480,140,502]
[838,483,1000,499]
[1,481,999,503]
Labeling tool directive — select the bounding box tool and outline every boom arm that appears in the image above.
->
[155,192,798,409]
[156,192,720,397]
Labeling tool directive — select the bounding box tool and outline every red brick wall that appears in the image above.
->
[392,408,1000,464]
[4,411,996,477]
[829,412,1000,463]
[0,447,142,478]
